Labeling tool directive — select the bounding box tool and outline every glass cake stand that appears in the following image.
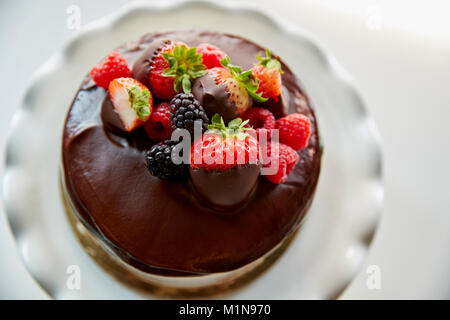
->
[2,0,383,299]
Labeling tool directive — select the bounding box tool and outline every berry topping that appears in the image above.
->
[90,51,131,89]
[220,56,267,103]
[192,57,268,123]
[208,67,252,116]
[275,113,311,150]
[252,50,283,102]
[144,102,172,141]
[108,77,153,132]
[149,42,207,100]
[148,41,184,100]
[241,107,276,140]
[191,114,259,171]
[262,141,299,184]
[170,93,209,140]
[197,43,227,69]
[145,140,186,180]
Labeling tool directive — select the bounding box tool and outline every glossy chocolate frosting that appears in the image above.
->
[189,164,261,210]
[62,30,322,275]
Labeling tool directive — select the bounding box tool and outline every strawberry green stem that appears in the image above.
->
[207,114,250,140]
[162,44,208,93]
[220,56,268,102]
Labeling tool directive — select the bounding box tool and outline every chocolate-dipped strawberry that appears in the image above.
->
[131,40,207,100]
[189,114,261,209]
[192,56,267,123]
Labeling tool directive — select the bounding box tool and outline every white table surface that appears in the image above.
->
[1,0,449,299]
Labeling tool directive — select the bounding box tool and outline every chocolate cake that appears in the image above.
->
[61,30,322,284]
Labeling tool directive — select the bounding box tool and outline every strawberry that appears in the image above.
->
[90,51,131,89]
[149,41,207,100]
[108,77,153,132]
[252,49,283,102]
[190,114,259,171]
[193,56,267,123]
[189,114,261,207]
[197,43,226,69]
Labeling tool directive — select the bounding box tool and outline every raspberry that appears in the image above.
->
[145,140,186,180]
[241,107,275,140]
[262,141,299,184]
[90,51,131,89]
[197,43,226,69]
[275,113,311,150]
[144,102,172,141]
[171,93,209,140]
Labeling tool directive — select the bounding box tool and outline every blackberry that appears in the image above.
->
[145,140,186,179]
[170,93,209,140]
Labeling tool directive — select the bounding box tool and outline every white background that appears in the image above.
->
[1,0,449,299]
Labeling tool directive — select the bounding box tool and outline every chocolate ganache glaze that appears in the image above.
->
[62,30,322,275]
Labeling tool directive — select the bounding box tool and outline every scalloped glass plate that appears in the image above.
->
[2,0,383,299]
